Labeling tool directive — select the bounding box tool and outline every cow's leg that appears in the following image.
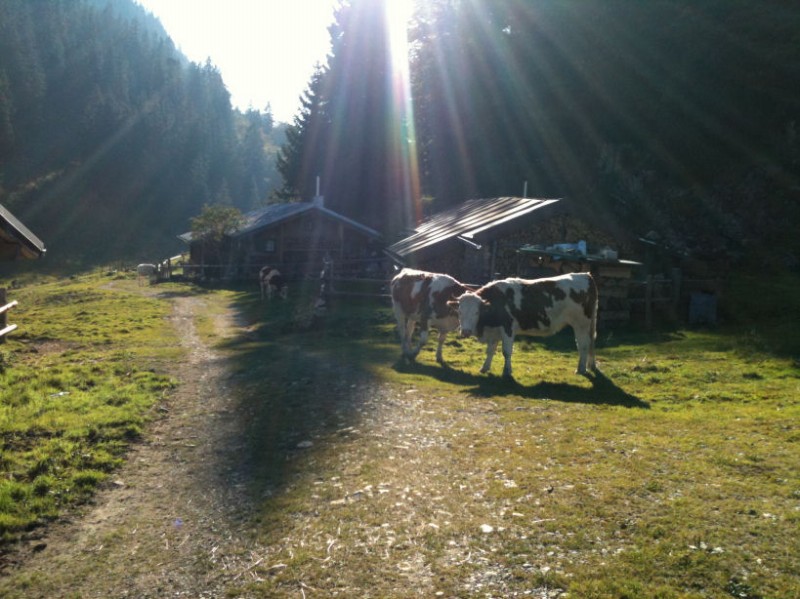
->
[480,328,502,373]
[573,324,592,375]
[501,333,515,379]
[434,329,448,364]
[481,339,498,373]
[402,318,417,359]
[393,305,413,360]
[412,321,429,360]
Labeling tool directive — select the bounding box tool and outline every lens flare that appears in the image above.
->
[385,0,422,229]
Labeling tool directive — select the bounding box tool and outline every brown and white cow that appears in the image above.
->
[390,268,469,364]
[259,266,288,300]
[450,273,598,378]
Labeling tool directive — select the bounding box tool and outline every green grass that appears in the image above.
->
[0,271,797,597]
[0,271,177,542]
[221,281,799,598]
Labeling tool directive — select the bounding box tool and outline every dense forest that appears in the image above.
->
[0,0,283,264]
[1,0,799,269]
[280,0,800,269]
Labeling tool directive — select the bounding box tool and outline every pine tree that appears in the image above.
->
[275,0,403,231]
[276,65,328,201]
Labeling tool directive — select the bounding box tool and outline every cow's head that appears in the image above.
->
[448,291,488,338]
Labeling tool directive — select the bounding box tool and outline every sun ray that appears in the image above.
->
[384,0,422,229]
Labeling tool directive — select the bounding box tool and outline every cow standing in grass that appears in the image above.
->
[450,273,598,378]
[390,268,469,364]
[260,266,288,300]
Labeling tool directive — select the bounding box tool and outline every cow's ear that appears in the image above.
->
[446,299,459,309]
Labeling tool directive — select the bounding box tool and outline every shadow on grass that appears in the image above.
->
[216,307,398,497]
[395,361,649,409]
[208,291,649,505]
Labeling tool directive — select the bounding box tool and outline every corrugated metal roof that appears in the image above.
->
[0,203,46,260]
[388,197,560,258]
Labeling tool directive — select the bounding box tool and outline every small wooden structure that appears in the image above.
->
[0,203,46,342]
[387,196,649,324]
[0,204,46,261]
[386,197,636,282]
[518,245,643,324]
[180,197,383,281]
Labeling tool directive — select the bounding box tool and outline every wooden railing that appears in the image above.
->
[0,288,18,342]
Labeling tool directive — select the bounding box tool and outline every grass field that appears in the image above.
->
[223,278,799,598]
[0,271,798,597]
[0,272,178,541]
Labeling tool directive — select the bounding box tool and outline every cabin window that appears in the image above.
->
[264,239,276,253]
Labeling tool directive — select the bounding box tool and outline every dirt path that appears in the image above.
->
[0,294,268,598]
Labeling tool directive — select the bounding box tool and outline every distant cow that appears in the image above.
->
[259,266,288,300]
[390,268,469,364]
[136,263,157,286]
[450,273,598,378]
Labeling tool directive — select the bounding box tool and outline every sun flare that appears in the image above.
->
[384,0,422,227]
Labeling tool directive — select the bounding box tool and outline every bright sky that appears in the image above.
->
[135,0,337,123]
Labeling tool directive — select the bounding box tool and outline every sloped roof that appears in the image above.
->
[388,197,560,258]
[179,200,382,243]
[0,204,46,260]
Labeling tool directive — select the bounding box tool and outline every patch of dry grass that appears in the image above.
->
[222,293,800,598]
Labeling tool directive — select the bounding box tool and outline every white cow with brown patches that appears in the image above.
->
[450,273,598,378]
[390,268,469,364]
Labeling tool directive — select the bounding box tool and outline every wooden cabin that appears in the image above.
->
[0,203,46,261]
[0,203,46,342]
[180,197,383,281]
[386,197,643,322]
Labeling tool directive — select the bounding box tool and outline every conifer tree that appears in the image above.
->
[276,0,400,232]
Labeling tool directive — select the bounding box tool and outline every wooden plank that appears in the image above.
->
[596,265,632,278]
[599,311,630,321]
[330,291,391,299]
[0,323,18,337]
[0,300,17,315]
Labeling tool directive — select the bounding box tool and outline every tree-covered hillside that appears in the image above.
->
[0,0,282,265]
[2,0,798,270]
[280,0,800,268]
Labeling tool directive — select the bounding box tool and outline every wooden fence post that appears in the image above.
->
[645,275,654,329]
[0,288,6,344]
[670,267,682,319]
[314,254,334,317]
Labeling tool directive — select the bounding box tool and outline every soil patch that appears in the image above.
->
[0,294,267,598]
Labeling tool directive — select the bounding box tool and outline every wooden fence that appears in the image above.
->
[177,254,723,328]
[628,271,723,328]
[0,288,18,342]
